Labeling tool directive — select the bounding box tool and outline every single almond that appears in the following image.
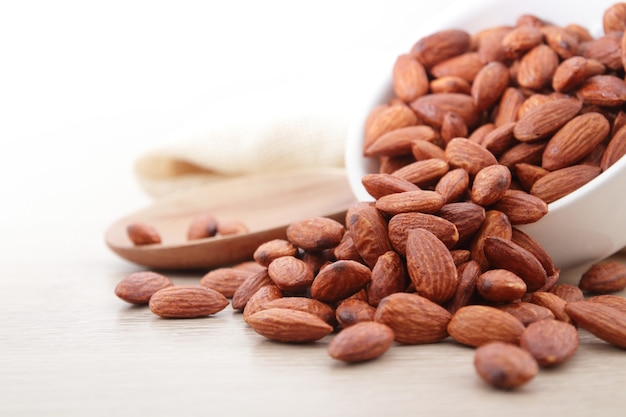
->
[127,222,161,245]
[410,93,479,129]
[368,251,408,307]
[517,44,559,91]
[335,298,376,328]
[267,256,315,293]
[186,213,218,240]
[579,261,626,294]
[527,291,572,324]
[491,189,548,225]
[530,164,602,204]
[513,98,582,142]
[411,139,448,161]
[430,52,484,83]
[390,158,450,187]
[405,228,458,304]
[520,319,579,367]
[392,53,429,102]
[576,75,626,107]
[552,56,606,92]
[246,308,334,343]
[447,305,526,347]
[253,239,298,267]
[469,210,513,271]
[388,212,459,253]
[446,260,481,314]
[231,268,273,310]
[471,61,510,111]
[361,173,421,200]
[601,123,626,170]
[286,217,345,252]
[514,163,549,191]
[499,141,547,169]
[604,3,626,33]
[445,138,498,175]
[434,168,470,203]
[501,26,543,58]
[327,321,395,363]
[411,29,471,68]
[441,112,469,144]
[263,297,337,326]
[242,284,283,322]
[375,190,445,215]
[470,164,512,206]
[364,103,418,150]
[551,283,585,303]
[481,122,517,156]
[582,34,622,70]
[474,342,538,390]
[476,269,527,303]
[346,202,394,268]
[511,227,556,277]
[436,202,486,245]
[365,125,437,157]
[310,260,371,304]
[200,267,255,298]
[430,75,471,94]
[149,285,229,318]
[494,88,525,127]
[333,231,364,263]
[115,271,174,305]
[483,236,547,291]
[542,112,610,171]
[541,25,579,59]
[565,301,626,349]
[374,292,452,344]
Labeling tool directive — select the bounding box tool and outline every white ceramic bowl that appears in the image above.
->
[345,0,626,274]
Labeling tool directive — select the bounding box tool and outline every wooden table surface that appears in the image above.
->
[2,193,625,417]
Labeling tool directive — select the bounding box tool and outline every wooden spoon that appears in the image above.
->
[105,168,356,270]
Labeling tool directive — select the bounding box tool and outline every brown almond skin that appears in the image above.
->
[430,52,484,83]
[231,268,273,311]
[528,291,572,324]
[604,3,626,33]
[497,302,555,326]
[552,57,606,93]
[484,237,547,292]
[410,93,479,129]
[388,212,459,253]
[602,123,626,170]
[499,142,547,169]
[333,232,363,263]
[542,112,610,171]
[587,295,626,315]
[520,319,579,367]
[253,239,298,267]
[328,321,395,363]
[542,25,578,59]
[390,158,450,188]
[392,53,429,103]
[470,164,512,206]
[286,217,345,252]
[502,26,543,58]
[365,125,437,157]
[335,299,376,328]
[514,163,549,191]
[149,285,229,318]
[310,260,371,304]
[368,251,408,307]
[267,256,315,293]
[441,112,469,144]
[579,261,626,294]
[476,269,527,303]
[115,271,174,305]
[405,228,458,304]
[361,173,421,200]
[481,122,517,156]
[582,35,622,71]
[551,284,585,303]
[435,168,470,203]
[347,202,393,269]
[375,190,445,216]
[565,301,626,349]
[446,260,481,314]
[364,103,418,150]
[446,138,498,175]
[411,29,471,68]
[577,75,626,106]
[492,189,548,225]
[412,139,448,161]
[430,75,472,94]
[200,267,255,298]
[436,202,485,246]
[448,305,526,347]
[469,210,512,271]
[242,285,283,323]
[246,308,334,343]
[513,98,582,142]
[263,297,337,327]
[374,292,452,344]
[474,342,539,390]
[530,164,602,204]
[517,44,559,91]
[127,222,161,245]
[494,88,525,127]
[186,213,218,240]
[471,61,510,111]
[511,227,556,277]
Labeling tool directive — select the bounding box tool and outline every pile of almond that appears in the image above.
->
[115,3,626,390]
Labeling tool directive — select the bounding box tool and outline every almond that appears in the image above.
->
[494,88,525,127]
[587,294,626,315]
[368,251,408,307]
[392,53,429,102]
[441,112,469,144]
[200,267,255,298]
[481,122,517,156]
[514,163,549,191]
[246,308,334,343]
[405,228,458,304]
[327,321,395,363]
[513,98,582,142]
[582,34,622,70]
[115,271,174,304]
[361,173,421,200]
[410,93,479,129]
[374,292,452,344]
[527,291,572,324]
[477,26,511,64]
[263,297,337,326]
[552,57,606,93]
[603,3,626,33]
[483,236,547,291]
[335,298,376,328]
[576,74,626,106]
[411,29,471,68]
[364,103,418,150]
[286,217,345,252]
[390,158,450,187]
[430,75,471,94]
[445,138,498,175]
[446,260,481,314]
[530,164,602,204]
[476,269,527,303]
[469,210,512,271]
[474,342,538,389]
[491,189,548,225]
[511,227,556,276]
[411,139,448,161]
[520,319,579,367]
[346,202,393,268]
[601,123,626,170]
[186,213,218,240]
[242,284,283,322]
[470,164,512,206]
[364,125,437,157]
[388,212,459,253]
[471,61,510,111]
[253,239,298,267]
[231,268,273,310]
[541,25,578,59]
[501,26,543,58]
[310,260,371,304]
[431,52,485,83]
[447,305,526,347]
[267,256,315,293]
[434,168,470,203]
[436,202,486,245]
[332,231,363,263]
[542,112,610,171]
[516,44,559,91]
[579,261,626,294]
[149,285,229,318]
[565,301,626,349]
[551,284,585,303]
[375,190,445,215]
[498,141,547,169]
[126,222,161,245]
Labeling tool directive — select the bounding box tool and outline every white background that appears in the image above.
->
[0,0,457,262]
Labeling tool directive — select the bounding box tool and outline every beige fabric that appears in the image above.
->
[134,75,351,199]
